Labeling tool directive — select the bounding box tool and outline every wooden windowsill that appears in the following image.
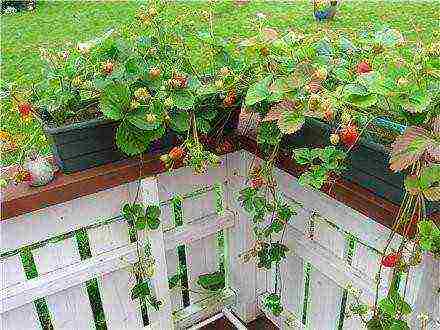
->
[2,134,438,230]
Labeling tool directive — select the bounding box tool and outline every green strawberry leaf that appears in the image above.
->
[245,75,273,106]
[100,83,131,120]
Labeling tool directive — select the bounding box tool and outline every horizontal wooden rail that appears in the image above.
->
[2,133,438,229]
[1,212,235,313]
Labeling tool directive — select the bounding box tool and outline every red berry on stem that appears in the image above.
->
[339,124,359,147]
[169,146,185,160]
[381,253,400,268]
[19,103,32,117]
[250,177,264,189]
[357,61,371,75]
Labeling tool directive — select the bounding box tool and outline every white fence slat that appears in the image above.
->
[226,179,260,323]
[280,251,305,320]
[203,234,219,275]
[411,254,440,328]
[88,221,130,255]
[308,270,344,330]
[1,255,26,290]
[1,302,41,330]
[1,183,131,251]
[97,270,143,330]
[139,177,173,330]
[183,191,216,222]
[32,237,95,329]
[166,248,183,312]
[185,239,206,304]
[315,218,345,259]
[33,237,80,275]
[45,284,95,330]
[87,220,143,330]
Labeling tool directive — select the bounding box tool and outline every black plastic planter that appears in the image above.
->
[284,118,439,214]
[43,118,177,174]
[43,103,241,174]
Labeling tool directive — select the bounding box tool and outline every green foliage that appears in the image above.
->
[293,147,347,189]
[122,202,161,231]
[197,271,225,291]
[263,293,283,317]
[418,220,440,254]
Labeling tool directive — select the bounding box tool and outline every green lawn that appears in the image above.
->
[1,0,439,165]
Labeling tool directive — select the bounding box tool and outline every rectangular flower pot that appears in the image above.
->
[283,118,439,214]
[43,118,178,174]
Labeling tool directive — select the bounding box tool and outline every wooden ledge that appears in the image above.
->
[2,134,438,229]
[1,155,168,220]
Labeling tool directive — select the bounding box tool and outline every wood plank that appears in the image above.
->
[97,270,144,330]
[32,237,95,329]
[1,183,130,251]
[166,248,183,312]
[88,220,142,330]
[139,177,173,330]
[0,302,41,330]
[1,255,26,290]
[308,270,343,330]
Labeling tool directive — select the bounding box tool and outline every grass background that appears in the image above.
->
[1,0,439,165]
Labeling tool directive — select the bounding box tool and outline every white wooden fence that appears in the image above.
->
[1,150,438,330]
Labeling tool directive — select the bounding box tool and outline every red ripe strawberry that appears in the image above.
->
[149,67,161,79]
[357,61,371,75]
[250,177,264,189]
[173,75,188,89]
[381,253,400,268]
[102,61,114,75]
[307,80,321,93]
[339,124,359,147]
[218,139,233,153]
[19,103,32,117]
[169,146,185,160]
[223,90,237,107]
[323,109,334,122]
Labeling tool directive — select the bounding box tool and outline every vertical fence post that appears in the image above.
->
[140,177,174,330]
[410,254,440,328]
[224,151,262,323]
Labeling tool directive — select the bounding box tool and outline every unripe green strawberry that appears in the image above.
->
[330,133,339,145]
[340,111,351,125]
[313,67,327,81]
[215,80,224,89]
[164,97,173,108]
[146,113,157,124]
[219,66,230,77]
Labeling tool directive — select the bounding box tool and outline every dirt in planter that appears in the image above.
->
[43,101,104,129]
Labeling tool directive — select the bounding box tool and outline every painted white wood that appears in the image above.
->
[166,248,183,312]
[1,183,132,251]
[1,255,26,290]
[410,254,440,329]
[173,288,236,329]
[32,237,80,276]
[280,250,305,321]
[88,220,143,330]
[164,213,234,253]
[32,236,95,329]
[186,238,206,304]
[1,302,41,330]
[314,215,345,259]
[139,177,173,330]
[183,191,217,223]
[308,269,344,330]
[98,269,144,330]
[45,283,95,330]
[88,220,130,255]
[224,178,260,322]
